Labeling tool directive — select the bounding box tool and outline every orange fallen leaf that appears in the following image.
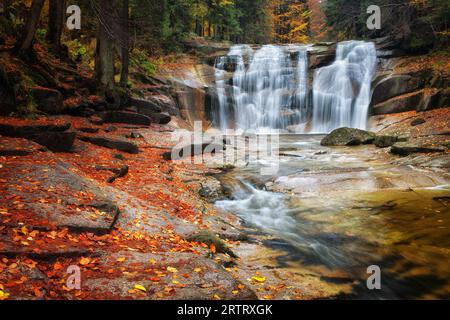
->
[79,257,90,266]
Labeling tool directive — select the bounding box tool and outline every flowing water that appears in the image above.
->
[214,44,310,132]
[210,41,449,299]
[213,41,377,133]
[213,135,450,299]
[312,41,377,132]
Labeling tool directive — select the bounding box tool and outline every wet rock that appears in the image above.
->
[28,131,76,152]
[0,235,90,260]
[83,251,255,300]
[321,127,376,146]
[423,88,450,111]
[187,230,237,258]
[147,113,171,125]
[371,75,420,106]
[198,178,223,203]
[390,142,445,156]
[163,143,224,160]
[125,132,143,139]
[31,87,65,115]
[0,122,71,137]
[309,43,336,69]
[374,135,398,148]
[100,111,151,126]
[411,118,426,126]
[371,91,423,115]
[128,97,162,114]
[77,127,99,134]
[0,161,120,234]
[78,135,139,154]
[0,137,46,156]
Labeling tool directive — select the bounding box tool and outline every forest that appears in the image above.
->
[0,0,449,303]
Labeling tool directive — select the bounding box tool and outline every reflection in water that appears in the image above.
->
[215,136,450,299]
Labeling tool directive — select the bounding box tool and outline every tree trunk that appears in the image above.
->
[95,0,115,90]
[47,0,65,51]
[120,0,129,87]
[14,0,45,54]
[195,20,202,36]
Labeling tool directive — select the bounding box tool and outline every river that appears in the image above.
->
[197,133,450,299]
[202,41,450,299]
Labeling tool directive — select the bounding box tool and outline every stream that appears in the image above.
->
[205,41,449,299]
[211,134,450,299]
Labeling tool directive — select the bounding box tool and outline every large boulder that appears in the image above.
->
[371,75,420,106]
[0,122,75,152]
[321,127,376,146]
[31,87,65,115]
[29,131,76,152]
[371,91,424,115]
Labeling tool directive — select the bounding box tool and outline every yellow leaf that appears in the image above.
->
[194,268,202,273]
[79,257,90,266]
[167,266,178,273]
[149,258,156,265]
[134,284,147,292]
[117,257,126,262]
[0,290,10,300]
[251,276,266,283]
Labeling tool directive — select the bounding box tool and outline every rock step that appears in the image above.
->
[0,123,75,152]
[0,161,120,235]
[391,142,446,156]
[100,111,151,126]
[78,135,139,154]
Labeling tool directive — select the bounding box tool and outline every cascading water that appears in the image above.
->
[213,41,377,133]
[311,41,377,133]
[214,44,310,132]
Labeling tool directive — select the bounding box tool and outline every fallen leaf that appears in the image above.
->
[0,290,10,300]
[134,284,147,292]
[167,266,178,273]
[251,276,266,283]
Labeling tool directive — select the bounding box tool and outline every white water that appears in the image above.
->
[312,41,377,132]
[214,44,310,132]
[213,41,377,133]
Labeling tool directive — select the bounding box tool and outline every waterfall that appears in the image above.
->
[311,41,377,133]
[213,41,377,133]
[214,44,310,133]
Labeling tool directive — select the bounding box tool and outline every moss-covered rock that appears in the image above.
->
[321,127,376,146]
[374,135,398,148]
[187,230,237,258]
